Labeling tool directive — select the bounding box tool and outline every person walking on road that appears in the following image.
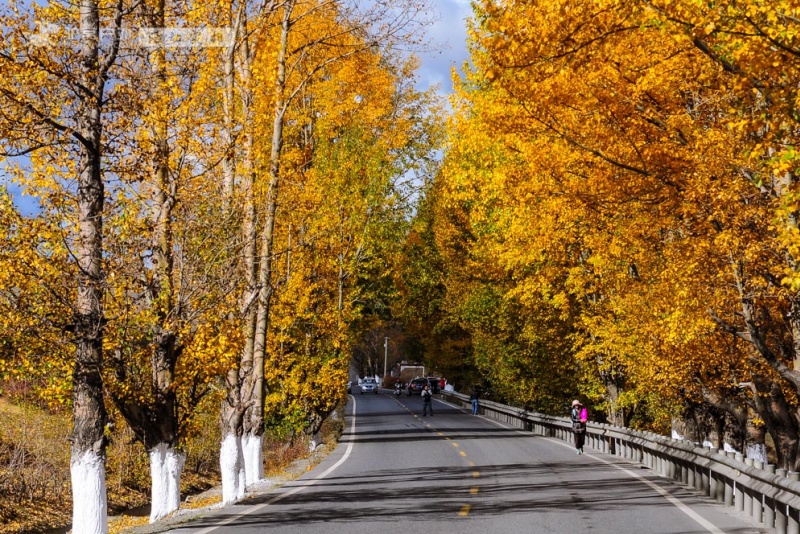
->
[470,385,481,415]
[571,399,588,454]
[422,384,434,416]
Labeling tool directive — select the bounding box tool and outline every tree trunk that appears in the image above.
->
[764,382,800,470]
[745,408,768,464]
[242,0,294,485]
[106,1,184,519]
[219,410,246,505]
[225,5,260,497]
[148,443,185,522]
[71,0,109,531]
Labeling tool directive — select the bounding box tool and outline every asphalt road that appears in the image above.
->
[165,391,769,534]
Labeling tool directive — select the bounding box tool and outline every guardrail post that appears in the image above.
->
[715,473,725,502]
[743,485,753,517]
[776,502,788,534]
[709,470,719,500]
[695,464,703,492]
[724,476,734,506]
[700,467,710,495]
[788,506,799,534]
[765,496,776,529]
[753,490,763,524]
[734,481,743,511]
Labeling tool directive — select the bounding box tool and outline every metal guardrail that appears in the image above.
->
[443,391,800,534]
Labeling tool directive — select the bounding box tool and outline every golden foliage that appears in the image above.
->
[412,0,800,438]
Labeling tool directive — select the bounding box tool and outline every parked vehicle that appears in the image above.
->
[407,378,428,396]
[425,377,441,394]
[360,378,379,395]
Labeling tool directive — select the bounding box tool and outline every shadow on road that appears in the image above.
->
[179,462,755,532]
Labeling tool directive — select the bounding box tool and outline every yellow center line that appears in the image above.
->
[452,442,459,447]
[470,487,479,495]
[467,461,475,467]
[458,504,471,517]
[473,471,480,478]
[459,451,467,457]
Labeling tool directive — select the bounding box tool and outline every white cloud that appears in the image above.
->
[416,0,473,94]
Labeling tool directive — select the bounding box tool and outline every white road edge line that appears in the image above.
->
[469,410,725,534]
[191,395,358,534]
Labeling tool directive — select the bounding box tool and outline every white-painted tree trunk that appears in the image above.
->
[220,433,246,505]
[148,443,186,523]
[747,443,768,464]
[722,442,739,454]
[71,450,108,534]
[242,433,263,486]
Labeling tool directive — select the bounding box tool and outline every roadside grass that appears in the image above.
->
[0,396,345,533]
[0,397,73,533]
[0,398,221,533]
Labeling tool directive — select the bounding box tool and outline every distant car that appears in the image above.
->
[360,378,378,395]
[407,378,428,396]
[425,377,441,394]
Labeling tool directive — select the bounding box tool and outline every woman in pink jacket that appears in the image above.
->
[571,400,588,454]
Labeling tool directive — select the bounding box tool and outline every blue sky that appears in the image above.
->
[416,0,472,95]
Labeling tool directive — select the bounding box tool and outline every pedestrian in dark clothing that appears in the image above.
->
[571,399,588,454]
[470,386,481,415]
[422,385,433,416]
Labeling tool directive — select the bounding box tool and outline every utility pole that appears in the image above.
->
[384,337,388,381]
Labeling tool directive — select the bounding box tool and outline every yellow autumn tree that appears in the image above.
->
[426,0,798,468]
